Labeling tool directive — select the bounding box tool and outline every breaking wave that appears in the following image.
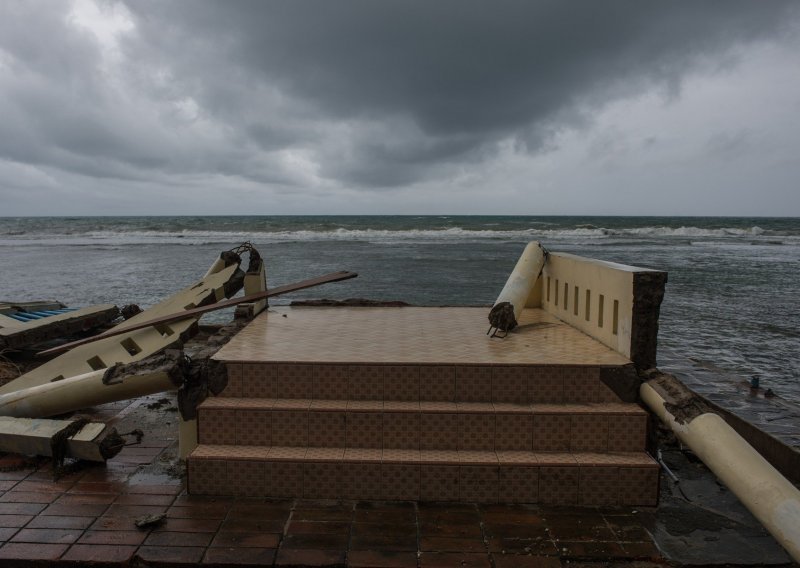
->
[0,224,787,246]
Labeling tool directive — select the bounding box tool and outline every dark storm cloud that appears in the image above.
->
[0,0,798,203]
[120,0,800,185]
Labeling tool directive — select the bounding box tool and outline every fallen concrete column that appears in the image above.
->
[488,241,546,336]
[641,375,800,563]
[0,351,184,419]
[0,416,123,462]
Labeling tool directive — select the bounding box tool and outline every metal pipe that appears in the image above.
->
[641,381,800,562]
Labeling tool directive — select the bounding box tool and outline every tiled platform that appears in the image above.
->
[213,307,631,366]
[195,306,654,505]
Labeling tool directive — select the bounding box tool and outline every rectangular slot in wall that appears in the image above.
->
[573,286,579,316]
[120,337,142,356]
[598,294,605,328]
[555,279,559,306]
[87,356,106,371]
[585,290,591,321]
[154,324,174,337]
[612,300,619,335]
[563,283,569,311]
[546,277,551,302]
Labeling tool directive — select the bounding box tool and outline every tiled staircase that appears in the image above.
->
[187,363,659,506]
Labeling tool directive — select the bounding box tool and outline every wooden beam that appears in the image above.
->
[38,271,357,357]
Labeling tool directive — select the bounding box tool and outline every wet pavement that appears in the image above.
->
[0,393,793,566]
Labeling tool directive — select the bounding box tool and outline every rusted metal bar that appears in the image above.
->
[38,271,358,357]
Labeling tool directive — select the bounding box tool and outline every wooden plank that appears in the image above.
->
[38,271,357,357]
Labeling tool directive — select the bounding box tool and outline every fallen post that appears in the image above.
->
[0,416,124,462]
[641,372,800,563]
[38,271,358,357]
[487,241,546,337]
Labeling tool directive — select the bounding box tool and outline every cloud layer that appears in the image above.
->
[1,0,799,215]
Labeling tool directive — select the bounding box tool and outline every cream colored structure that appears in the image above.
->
[0,259,240,395]
[0,367,177,419]
[525,251,665,369]
[0,417,115,462]
[641,382,800,563]
[489,241,546,332]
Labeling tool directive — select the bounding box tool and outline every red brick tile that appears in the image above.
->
[0,456,31,472]
[145,530,215,547]
[104,504,167,518]
[11,528,81,544]
[203,546,277,565]
[42,502,108,516]
[492,554,562,568]
[348,549,418,568]
[219,517,286,533]
[124,483,183,495]
[78,530,147,546]
[168,502,230,519]
[68,481,124,494]
[0,514,33,528]
[0,491,59,504]
[62,544,137,563]
[0,481,18,491]
[211,531,281,548]
[0,502,46,515]
[115,493,176,506]
[419,552,492,567]
[281,532,349,550]
[0,528,19,541]
[154,517,222,533]
[351,532,418,551]
[291,504,354,523]
[54,492,116,505]
[136,545,207,564]
[275,548,346,566]
[557,540,626,559]
[286,521,351,535]
[420,535,487,552]
[353,502,416,524]
[227,500,293,519]
[13,480,71,493]
[25,515,94,530]
[0,542,69,561]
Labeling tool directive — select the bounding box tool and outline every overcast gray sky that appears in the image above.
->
[1,0,799,216]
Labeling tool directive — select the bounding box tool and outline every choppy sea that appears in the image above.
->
[0,216,797,404]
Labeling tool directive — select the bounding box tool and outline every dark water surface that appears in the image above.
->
[1,216,797,403]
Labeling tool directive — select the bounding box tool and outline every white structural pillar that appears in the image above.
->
[488,241,546,334]
[0,368,177,419]
[641,382,800,563]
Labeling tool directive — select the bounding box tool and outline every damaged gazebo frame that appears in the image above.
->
[0,243,355,468]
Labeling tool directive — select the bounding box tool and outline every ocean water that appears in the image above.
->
[0,216,797,403]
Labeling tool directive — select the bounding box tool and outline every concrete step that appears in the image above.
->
[197,398,647,452]
[187,445,659,506]
[219,362,624,404]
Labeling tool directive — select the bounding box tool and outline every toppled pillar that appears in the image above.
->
[488,241,547,337]
[0,416,123,462]
[641,372,800,563]
[0,350,185,419]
